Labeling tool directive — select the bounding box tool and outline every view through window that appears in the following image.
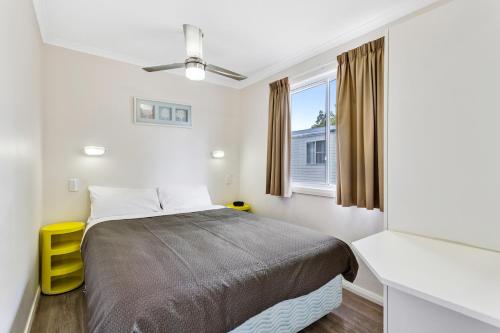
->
[291,78,336,186]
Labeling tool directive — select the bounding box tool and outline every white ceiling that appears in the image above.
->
[33,0,436,89]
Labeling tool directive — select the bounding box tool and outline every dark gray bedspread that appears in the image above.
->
[81,208,358,333]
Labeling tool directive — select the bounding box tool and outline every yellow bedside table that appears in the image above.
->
[226,203,251,212]
[40,222,85,295]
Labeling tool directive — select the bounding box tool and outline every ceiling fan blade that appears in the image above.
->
[142,63,184,72]
[206,64,247,81]
[183,24,203,58]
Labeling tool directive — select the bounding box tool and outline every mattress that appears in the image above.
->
[231,275,342,333]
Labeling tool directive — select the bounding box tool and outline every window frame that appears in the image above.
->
[306,140,326,165]
[290,70,337,197]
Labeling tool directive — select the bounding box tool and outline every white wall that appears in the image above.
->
[42,45,241,224]
[384,1,500,331]
[0,0,43,332]
[238,30,386,297]
[388,0,500,251]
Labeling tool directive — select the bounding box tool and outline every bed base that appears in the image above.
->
[230,275,342,333]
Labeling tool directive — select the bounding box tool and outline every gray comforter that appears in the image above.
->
[81,208,358,333]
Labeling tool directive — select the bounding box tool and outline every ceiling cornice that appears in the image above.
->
[32,0,48,41]
[45,35,244,89]
[32,0,436,90]
[234,0,437,89]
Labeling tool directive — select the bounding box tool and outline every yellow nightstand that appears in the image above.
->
[226,203,251,212]
[40,222,85,295]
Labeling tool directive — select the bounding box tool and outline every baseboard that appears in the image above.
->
[342,280,384,306]
[23,286,40,333]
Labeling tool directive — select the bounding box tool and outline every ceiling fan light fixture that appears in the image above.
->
[142,24,246,81]
[185,62,205,81]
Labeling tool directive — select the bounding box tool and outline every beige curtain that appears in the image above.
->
[336,37,384,211]
[266,77,292,197]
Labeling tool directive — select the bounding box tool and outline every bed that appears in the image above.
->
[81,187,358,333]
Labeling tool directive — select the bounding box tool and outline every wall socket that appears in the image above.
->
[225,174,233,185]
[68,178,80,192]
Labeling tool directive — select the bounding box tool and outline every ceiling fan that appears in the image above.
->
[143,24,247,81]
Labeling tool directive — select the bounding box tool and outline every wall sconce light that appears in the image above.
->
[84,146,106,156]
[212,150,225,159]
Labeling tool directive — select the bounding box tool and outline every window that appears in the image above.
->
[290,74,337,195]
[306,140,326,165]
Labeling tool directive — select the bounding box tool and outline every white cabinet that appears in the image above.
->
[353,231,500,332]
[387,287,499,333]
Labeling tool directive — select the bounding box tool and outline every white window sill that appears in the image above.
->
[292,184,336,198]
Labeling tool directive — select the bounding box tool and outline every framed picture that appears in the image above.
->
[134,97,192,128]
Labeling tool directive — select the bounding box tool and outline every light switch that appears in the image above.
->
[68,178,80,192]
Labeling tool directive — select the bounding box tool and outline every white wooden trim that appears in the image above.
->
[292,184,336,198]
[290,69,337,91]
[383,285,388,333]
[342,279,384,306]
[23,286,40,333]
[383,27,389,231]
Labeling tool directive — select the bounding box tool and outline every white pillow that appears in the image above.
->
[88,186,162,219]
[158,185,212,211]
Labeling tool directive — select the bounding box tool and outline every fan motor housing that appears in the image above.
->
[185,57,206,69]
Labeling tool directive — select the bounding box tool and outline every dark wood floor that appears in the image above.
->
[31,288,382,333]
[301,290,383,333]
